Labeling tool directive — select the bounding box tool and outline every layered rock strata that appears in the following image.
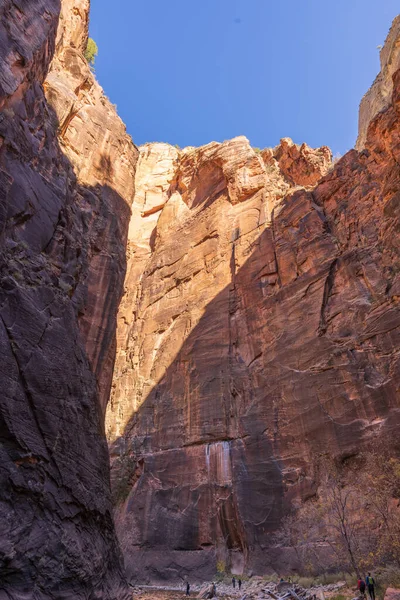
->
[108,35,400,582]
[0,0,137,597]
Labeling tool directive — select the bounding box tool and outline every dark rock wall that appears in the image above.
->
[0,1,137,597]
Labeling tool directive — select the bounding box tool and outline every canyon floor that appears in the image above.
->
[130,581,361,600]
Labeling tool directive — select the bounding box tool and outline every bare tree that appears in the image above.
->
[356,451,400,568]
[279,458,375,576]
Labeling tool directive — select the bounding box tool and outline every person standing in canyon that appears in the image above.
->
[232,577,236,589]
[238,579,242,591]
[186,582,190,596]
[358,577,366,598]
[366,574,375,600]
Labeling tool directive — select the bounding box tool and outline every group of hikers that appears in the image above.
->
[185,573,375,599]
[232,577,243,590]
[358,573,376,600]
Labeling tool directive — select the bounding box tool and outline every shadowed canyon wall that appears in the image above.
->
[107,17,400,583]
[0,0,137,597]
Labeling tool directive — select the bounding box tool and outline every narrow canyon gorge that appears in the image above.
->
[1,1,400,598]
[0,0,136,597]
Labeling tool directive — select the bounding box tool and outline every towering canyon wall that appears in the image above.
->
[108,20,400,582]
[0,1,137,597]
[2,0,400,593]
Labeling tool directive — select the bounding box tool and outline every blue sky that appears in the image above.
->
[89,1,399,155]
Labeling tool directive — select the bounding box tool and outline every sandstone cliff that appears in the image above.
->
[0,0,137,597]
[357,15,400,149]
[108,23,400,582]
[2,0,400,592]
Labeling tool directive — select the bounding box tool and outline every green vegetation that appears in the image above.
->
[253,147,262,153]
[215,560,227,581]
[216,560,226,574]
[111,454,136,505]
[84,37,98,66]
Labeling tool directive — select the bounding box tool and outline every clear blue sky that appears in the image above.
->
[89,1,399,155]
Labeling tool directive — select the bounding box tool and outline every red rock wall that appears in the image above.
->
[0,1,137,597]
[108,64,400,584]
[2,0,400,591]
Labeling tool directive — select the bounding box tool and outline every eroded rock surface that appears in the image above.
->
[357,15,400,149]
[0,0,137,597]
[106,136,339,581]
[108,27,400,583]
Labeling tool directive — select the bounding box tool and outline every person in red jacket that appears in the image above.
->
[358,578,366,598]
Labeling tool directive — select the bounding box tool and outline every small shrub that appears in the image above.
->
[84,37,98,66]
[216,560,225,573]
[253,147,261,154]
[215,560,226,579]
[112,455,136,505]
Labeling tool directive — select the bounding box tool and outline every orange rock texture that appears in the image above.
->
[357,15,400,150]
[0,0,136,597]
[108,20,400,582]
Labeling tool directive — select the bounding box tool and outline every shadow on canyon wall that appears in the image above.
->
[0,37,132,600]
[110,117,400,581]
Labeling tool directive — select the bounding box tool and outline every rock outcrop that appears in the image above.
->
[0,0,137,598]
[107,20,400,583]
[357,15,400,149]
[384,589,400,600]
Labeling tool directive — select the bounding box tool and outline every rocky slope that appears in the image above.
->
[0,0,137,598]
[107,20,400,582]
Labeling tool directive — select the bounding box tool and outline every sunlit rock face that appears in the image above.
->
[107,137,338,580]
[0,0,137,597]
[357,15,400,150]
[108,21,400,580]
[45,0,138,412]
